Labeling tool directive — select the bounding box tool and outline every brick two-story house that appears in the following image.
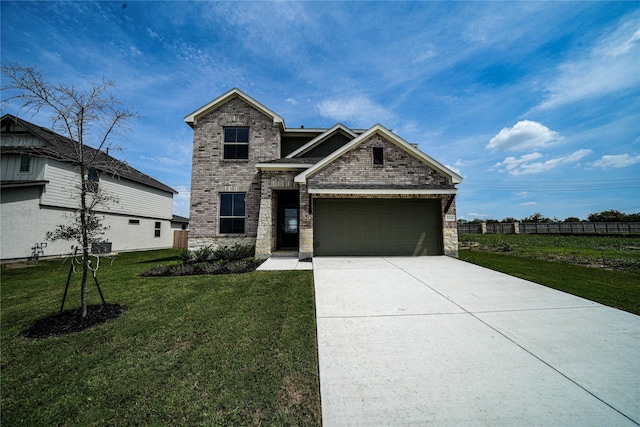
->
[185,88,463,259]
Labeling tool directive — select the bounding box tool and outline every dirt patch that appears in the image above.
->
[23,303,126,339]
[2,261,40,269]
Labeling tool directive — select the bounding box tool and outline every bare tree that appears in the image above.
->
[2,64,138,318]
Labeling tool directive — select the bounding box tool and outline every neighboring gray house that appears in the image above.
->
[1,114,179,261]
[185,88,463,259]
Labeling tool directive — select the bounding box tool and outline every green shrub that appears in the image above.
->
[193,245,214,262]
[178,248,192,264]
[213,244,255,261]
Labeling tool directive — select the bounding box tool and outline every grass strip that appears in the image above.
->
[1,249,321,426]
[459,249,640,316]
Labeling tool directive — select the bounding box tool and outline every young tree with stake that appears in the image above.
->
[1,64,138,318]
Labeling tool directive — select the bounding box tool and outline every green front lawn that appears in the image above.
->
[459,233,640,273]
[1,250,321,426]
[459,249,640,315]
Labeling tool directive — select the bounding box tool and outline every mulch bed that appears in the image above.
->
[23,303,126,339]
[139,259,264,277]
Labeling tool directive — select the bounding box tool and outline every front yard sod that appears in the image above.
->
[459,234,640,315]
[1,249,321,426]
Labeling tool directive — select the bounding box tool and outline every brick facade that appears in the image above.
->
[307,134,450,188]
[187,89,461,257]
[188,97,280,251]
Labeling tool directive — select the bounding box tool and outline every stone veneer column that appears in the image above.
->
[255,198,272,259]
[298,185,313,259]
[299,228,313,260]
[443,228,459,257]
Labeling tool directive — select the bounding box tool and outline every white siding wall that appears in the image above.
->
[2,159,176,260]
[99,175,173,220]
[102,216,173,252]
[40,161,82,209]
[1,154,46,181]
[1,191,174,260]
[1,188,73,259]
[40,159,173,219]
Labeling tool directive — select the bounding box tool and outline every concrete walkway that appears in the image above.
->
[313,256,640,426]
[256,256,313,271]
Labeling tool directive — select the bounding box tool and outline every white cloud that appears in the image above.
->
[494,149,592,176]
[146,27,159,39]
[487,120,561,152]
[444,159,467,176]
[468,212,489,219]
[519,201,537,207]
[514,191,530,198]
[285,98,299,105]
[590,154,640,169]
[172,184,191,217]
[143,156,185,167]
[444,164,462,176]
[317,95,392,127]
[536,11,640,110]
[494,152,543,172]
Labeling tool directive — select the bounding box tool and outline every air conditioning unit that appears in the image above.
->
[91,241,112,254]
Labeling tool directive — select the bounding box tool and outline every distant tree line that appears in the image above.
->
[459,210,640,224]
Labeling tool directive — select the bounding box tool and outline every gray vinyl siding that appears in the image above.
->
[0,154,46,181]
[0,129,46,148]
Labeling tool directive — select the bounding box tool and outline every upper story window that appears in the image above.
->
[223,127,249,159]
[373,147,384,165]
[87,168,99,193]
[19,156,31,173]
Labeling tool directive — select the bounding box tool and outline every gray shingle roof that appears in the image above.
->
[1,114,177,194]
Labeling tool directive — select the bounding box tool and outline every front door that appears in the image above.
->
[277,190,299,249]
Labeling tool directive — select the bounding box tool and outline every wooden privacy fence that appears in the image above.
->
[458,222,640,235]
[173,230,189,249]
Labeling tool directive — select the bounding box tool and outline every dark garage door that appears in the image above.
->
[313,199,443,256]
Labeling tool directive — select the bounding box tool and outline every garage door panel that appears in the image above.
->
[314,199,443,256]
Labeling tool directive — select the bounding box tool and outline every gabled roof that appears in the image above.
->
[294,124,463,185]
[0,114,177,194]
[184,88,285,129]
[285,123,357,158]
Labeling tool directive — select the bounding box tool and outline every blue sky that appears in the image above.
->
[2,1,638,220]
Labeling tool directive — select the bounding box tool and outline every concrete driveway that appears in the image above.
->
[313,256,640,426]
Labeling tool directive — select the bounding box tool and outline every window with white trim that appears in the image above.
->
[154,221,161,238]
[19,156,31,173]
[223,127,249,159]
[220,193,246,234]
